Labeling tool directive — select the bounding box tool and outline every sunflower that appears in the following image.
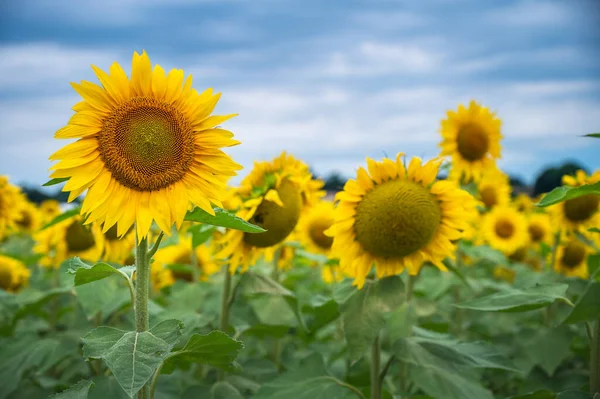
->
[0,176,24,239]
[101,224,135,264]
[513,194,534,213]
[0,255,31,292]
[476,168,510,210]
[508,246,528,263]
[216,152,325,273]
[439,101,502,182]
[48,50,242,239]
[481,206,529,255]
[325,154,476,288]
[554,238,589,279]
[297,200,335,255]
[493,266,516,284]
[15,200,42,235]
[154,236,219,281]
[527,212,552,246]
[150,263,176,291]
[39,200,62,225]
[549,170,600,234]
[34,215,104,268]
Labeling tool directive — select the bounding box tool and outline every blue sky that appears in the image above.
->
[1,0,599,188]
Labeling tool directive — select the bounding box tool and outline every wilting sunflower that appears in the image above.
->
[439,101,502,182]
[101,224,135,263]
[476,168,510,210]
[549,170,600,234]
[554,238,590,279]
[39,200,62,225]
[0,176,24,239]
[0,255,30,292]
[297,200,335,255]
[216,152,325,273]
[481,206,528,255]
[325,154,475,288]
[49,50,242,239]
[15,200,42,235]
[527,212,552,246]
[34,215,104,268]
[154,236,219,281]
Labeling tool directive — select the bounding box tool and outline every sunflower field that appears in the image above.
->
[1,51,600,399]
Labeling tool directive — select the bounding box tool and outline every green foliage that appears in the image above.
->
[67,257,133,286]
[184,207,265,233]
[537,182,600,207]
[563,281,600,324]
[48,380,94,399]
[40,207,82,230]
[454,284,572,312]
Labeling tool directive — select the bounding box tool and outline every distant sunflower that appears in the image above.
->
[527,212,552,246]
[513,194,534,213]
[550,170,600,234]
[325,154,476,288]
[554,238,589,279]
[39,200,62,225]
[0,255,30,292]
[34,215,104,268]
[439,101,502,182]
[297,200,335,255]
[216,152,325,273]
[476,168,510,210]
[508,246,528,263]
[482,206,528,255]
[15,200,42,235]
[0,176,24,239]
[101,224,135,263]
[493,266,516,284]
[49,50,242,239]
[150,263,176,291]
[154,236,220,281]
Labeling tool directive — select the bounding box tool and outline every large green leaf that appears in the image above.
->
[67,257,132,286]
[187,224,217,248]
[75,278,130,321]
[184,207,265,233]
[48,380,95,399]
[211,382,244,399]
[583,133,600,138]
[252,353,362,399]
[455,284,572,312]
[40,207,82,230]
[537,182,600,207]
[410,366,494,399]
[340,276,404,360]
[521,327,572,376]
[509,391,555,399]
[82,319,183,397]
[562,281,600,324]
[161,331,244,374]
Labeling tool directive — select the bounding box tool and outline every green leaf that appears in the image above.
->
[67,257,131,286]
[43,177,69,187]
[88,377,129,399]
[82,320,183,397]
[41,207,81,230]
[521,327,572,376]
[253,353,362,399]
[459,243,507,265]
[509,390,555,399]
[537,182,600,207]
[387,302,417,343]
[588,254,600,279]
[455,284,572,312]
[211,382,244,399]
[563,281,600,324]
[589,227,600,234]
[556,391,595,399]
[341,276,404,360]
[184,207,265,233]
[75,279,130,321]
[49,380,95,399]
[410,366,494,399]
[187,224,217,248]
[162,331,244,374]
[583,133,600,138]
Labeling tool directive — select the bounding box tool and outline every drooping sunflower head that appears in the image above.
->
[49,51,242,240]
[325,154,476,288]
[0,176,25,239]
[527,212,552,246]
[554,238,589,279]
[297,200,335,255]
[481,206,529,255]
[439,101,502,182]
[550,170,600,233]
[101,223,135,263]
[0,255,31,293]
[476,168,511,210]
[15,200,42,235]
[216,152,325,273]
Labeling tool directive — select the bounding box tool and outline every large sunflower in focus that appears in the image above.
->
[550,170,600,234]
[481,206,528,254]
[476,168,510,210]
[0,255,30,292]
[0,176,24,239]
[154,236,219,281]
[297,200,335,255]
[216,152,325,273]
[49,50,242,239]
[554,238,589,279]
[325,154,476,288]
[439,101,502,182]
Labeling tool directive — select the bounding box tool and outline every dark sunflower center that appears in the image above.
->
[494,219,514,239]
[509,246,527,262]
[0,265,12,290]
[65,221,96,252]
[528,223,545,242]
[103,224,132,241]
[309,218,334,250]
[561,241,586,269]
[243,179,302,248]
[353,180,442,258]
[480,186,497,208]
[16,211,32,229]
[456,123,489,162]
[563,194,599,223]
[98,97,195,191]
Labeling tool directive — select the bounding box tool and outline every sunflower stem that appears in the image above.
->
[398,273,418,395]
[548,231,561,271]
[591,319,600,394]
[219,264,233,381]
[135,229,150,399]
[371,334,382,399]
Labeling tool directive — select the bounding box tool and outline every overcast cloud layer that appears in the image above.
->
[1,0,599,188]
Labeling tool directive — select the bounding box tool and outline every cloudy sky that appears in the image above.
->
[1,0,599,189]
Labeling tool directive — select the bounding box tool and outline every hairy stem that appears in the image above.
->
[135,230,150,399]
[219,264,233,381]
[371,334,381,399]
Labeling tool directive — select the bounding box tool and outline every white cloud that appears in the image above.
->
[484,0,572,27]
